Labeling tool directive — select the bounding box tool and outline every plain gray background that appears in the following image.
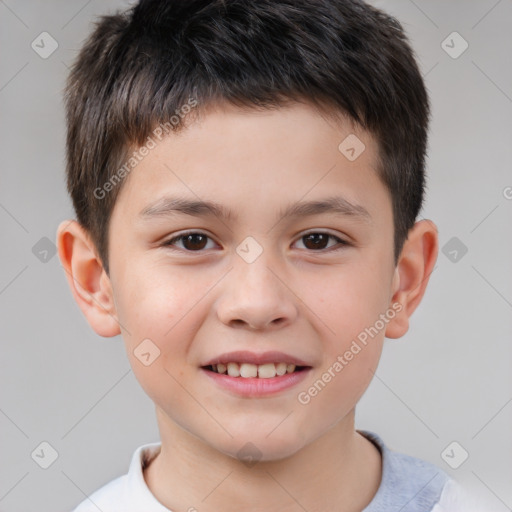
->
[1,1,511,510]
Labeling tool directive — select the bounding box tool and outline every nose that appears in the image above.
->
[215,254,298,331]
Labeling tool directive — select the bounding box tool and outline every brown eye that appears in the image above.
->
[181,233,208,250]
[303,233,329,250]
[295,232,348,251]
[163,232,215,251]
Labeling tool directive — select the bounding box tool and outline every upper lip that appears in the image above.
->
[202,350,311,367]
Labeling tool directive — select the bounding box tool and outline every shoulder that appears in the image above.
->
[433,479,495,512]
[360,430,496,511]
[71,474,128,512]
[70,442,164,512]
[359,430,453,512]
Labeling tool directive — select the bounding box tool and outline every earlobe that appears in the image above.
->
[56,220,121,338]
[385,219,439,339]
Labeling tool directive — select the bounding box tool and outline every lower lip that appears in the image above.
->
[201,367,312,397]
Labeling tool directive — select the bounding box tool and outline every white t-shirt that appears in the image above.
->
[71,430,484,511]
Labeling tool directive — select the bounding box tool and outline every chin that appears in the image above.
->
[212,429,309,464]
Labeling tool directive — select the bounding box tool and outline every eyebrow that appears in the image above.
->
[139,195,372,224]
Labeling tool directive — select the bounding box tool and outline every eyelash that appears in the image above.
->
[161,231,350,253]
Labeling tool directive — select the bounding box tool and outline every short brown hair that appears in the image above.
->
[64,0,430,275]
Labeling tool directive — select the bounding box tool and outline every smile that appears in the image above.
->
[205,362,306,378]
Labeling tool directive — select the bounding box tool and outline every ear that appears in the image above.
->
[385,219,438,339]
[56,220,121,337]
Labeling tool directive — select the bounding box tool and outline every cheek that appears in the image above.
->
[115,263,209,341]
[112,264,215,399]
[296,335,382,427]
[114,272,201,410]
[310,261,391,343]
[302,260,388,404]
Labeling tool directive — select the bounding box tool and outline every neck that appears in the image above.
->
[144,408,382,512]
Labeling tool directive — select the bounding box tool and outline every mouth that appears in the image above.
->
[200,351,313,396]
[202,362,310,378]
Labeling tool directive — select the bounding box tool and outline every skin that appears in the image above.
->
[57,101,438,512]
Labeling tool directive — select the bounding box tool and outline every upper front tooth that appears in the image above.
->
[219,362,299,377]
[258,363,277,378]
[240,363,258,378]
[227,362,240,377]
[275,362,287,376]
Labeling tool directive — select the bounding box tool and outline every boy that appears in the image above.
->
[57,0,477,510]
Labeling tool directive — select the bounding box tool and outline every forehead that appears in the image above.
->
[112,101,390,227]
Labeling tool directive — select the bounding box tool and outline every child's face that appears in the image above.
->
[105,101,400,460]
